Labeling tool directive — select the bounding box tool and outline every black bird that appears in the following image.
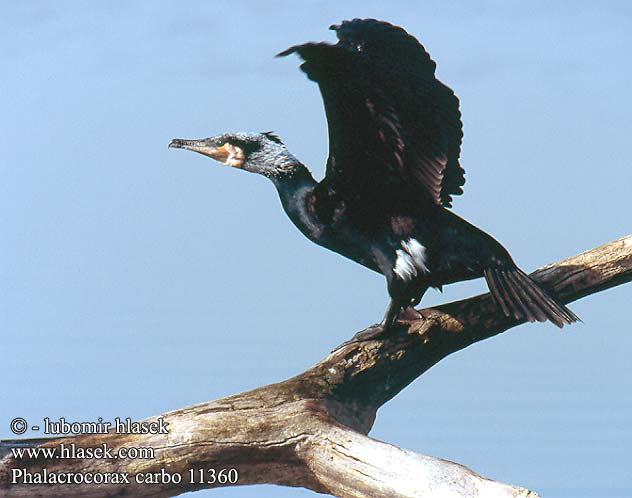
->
[169,19,578,337]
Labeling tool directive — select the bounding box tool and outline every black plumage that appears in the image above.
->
[169,19,578,334]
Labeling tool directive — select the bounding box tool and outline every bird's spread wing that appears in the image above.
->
[278,18,465,209]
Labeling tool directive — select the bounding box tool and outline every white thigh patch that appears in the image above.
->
[394,238,429,281]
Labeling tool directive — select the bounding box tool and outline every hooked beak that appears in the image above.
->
[168,138,230,162]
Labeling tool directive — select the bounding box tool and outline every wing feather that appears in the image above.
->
[279,18,465,209]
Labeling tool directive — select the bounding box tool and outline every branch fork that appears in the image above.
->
[1,235,630,498]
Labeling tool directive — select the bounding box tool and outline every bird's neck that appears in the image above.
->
[269,163,321,237]
[270,162,316,205]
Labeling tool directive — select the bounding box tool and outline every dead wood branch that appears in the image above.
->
[1,234,630,498]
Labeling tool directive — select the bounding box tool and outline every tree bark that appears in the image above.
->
[1,235,630,498]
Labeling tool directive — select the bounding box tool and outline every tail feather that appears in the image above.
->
[511,268,579,324]
[499,269,538,322]
[503,269,548,322]
[484,267,579,328]
[491,269,526,321]
[485,269,511,317]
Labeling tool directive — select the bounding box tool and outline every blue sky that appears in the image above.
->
[2,2,631,497]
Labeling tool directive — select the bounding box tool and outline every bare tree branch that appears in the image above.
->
[1,235,630,498]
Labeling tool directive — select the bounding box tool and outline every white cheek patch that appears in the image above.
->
[394,238,429,281]
[225,144,245,168]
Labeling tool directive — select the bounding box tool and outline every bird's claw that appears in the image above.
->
[397,306,423,322]
[331,308,423,352]
[331,323,388,352]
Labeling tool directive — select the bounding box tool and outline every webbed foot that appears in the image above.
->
[397,306,423,322]
[332,303,423,352]
[332,322,389,352]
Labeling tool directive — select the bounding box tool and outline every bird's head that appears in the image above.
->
[169,131,300,179]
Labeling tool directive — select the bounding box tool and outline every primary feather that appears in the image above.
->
[171,19,578,332]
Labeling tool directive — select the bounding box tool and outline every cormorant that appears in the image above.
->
[169,19,578,337]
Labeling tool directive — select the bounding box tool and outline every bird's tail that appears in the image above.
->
[484,267,579,327]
